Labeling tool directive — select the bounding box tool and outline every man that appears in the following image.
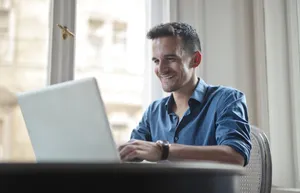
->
[118,22,252,166]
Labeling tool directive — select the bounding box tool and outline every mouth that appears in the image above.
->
[160,75,174,79]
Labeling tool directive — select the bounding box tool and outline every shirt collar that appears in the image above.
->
[165,78,208,113]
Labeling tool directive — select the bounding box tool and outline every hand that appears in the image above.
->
[118,139,162,162]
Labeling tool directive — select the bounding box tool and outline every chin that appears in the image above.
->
[161,87,171,93]
[162,86,177,93]
[163,90,172,93]
[160,80,181,93]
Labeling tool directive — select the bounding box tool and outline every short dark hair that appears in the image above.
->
[146,22,202,53]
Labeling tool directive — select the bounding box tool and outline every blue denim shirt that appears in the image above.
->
[130,78,252,165]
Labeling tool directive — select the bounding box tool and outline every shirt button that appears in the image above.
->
[174,136,179,142]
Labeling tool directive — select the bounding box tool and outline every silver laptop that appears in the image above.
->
[17,77,121,163]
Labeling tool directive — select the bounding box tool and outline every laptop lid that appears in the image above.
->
[17,77,120,163]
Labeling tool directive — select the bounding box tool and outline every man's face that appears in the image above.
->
[152,36,194,92]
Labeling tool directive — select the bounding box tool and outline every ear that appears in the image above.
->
[191,51,202,68]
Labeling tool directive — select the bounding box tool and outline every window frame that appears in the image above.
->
[47,0,76,85]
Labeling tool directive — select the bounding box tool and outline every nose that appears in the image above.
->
[157,60,168,74]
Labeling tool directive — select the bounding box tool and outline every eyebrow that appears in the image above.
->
[152,54,178,61]
[164,54,177,58]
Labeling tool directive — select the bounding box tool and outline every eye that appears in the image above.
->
[152,59,159,64]
[166,57,176,62]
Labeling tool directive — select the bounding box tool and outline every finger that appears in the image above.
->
[120,147,134,160]
[118,139,138,152]
[124,150,148,161]
[118,144,126,152]
[123,149,141,161]
[119,144,139,160]
[130,139,142,145]
[118,142,131,152]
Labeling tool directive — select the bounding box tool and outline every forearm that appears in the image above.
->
[168,144,244,166]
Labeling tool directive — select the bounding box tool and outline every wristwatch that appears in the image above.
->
[156,140,170,160]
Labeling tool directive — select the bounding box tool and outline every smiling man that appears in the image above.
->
[118,22,252,166]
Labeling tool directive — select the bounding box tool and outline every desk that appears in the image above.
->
[0,161,244,193]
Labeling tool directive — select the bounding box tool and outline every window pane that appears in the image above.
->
[74,0,147,146]
[0,0,50,161]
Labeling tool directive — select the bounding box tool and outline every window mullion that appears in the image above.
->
[47,0,76,85]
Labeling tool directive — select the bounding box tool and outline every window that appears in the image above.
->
[0,0,164,162]
[74,0,147,145]
[0,0,50,161]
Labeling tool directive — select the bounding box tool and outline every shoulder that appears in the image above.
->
[207,84,246,103]
[217,86,246,102]
[205,84,247,112]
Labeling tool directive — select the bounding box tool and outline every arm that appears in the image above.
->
[168,144,245,165]
[168,90,252,166]
[118,107,152,162]
[130,106,152,141]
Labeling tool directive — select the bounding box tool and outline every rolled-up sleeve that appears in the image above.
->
[215,90,252,166]
[130,106,152,141]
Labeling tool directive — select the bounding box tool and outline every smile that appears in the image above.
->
[161,76,173,79]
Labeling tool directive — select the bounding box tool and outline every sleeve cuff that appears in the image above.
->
[221,140,250,166]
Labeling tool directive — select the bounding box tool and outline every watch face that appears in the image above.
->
[156,140,169,145]
[160,140,170,146]
[156,140,163,145]
[165,140,170,144]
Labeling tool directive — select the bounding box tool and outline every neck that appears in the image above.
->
[172,76,198,110]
